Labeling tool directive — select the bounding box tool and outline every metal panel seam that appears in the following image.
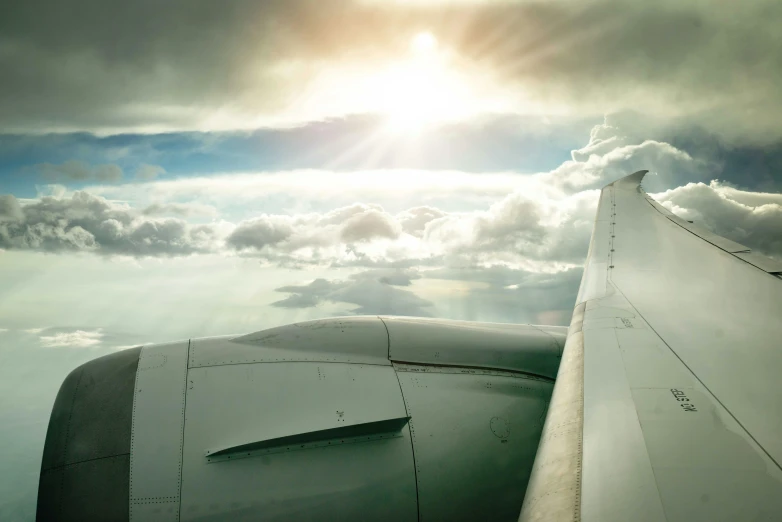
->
[639,197,782,277]
[530,324,565,356]
[391,359,554,382]
[392,363,421,522]
[59,367,84,519]
[609,282,782,474]
[609,325,670,522]
[129,348,140,519]
[177,340,191,521]
[378,315,391,361]
[189,359,391,369]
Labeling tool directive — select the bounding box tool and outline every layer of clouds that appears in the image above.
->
[272,269,432,316]
[2,121,779,266]
[1,0,782,142]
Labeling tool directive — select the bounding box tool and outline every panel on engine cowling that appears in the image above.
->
[189,316,390,368]
[178,361,418,521]
[394,363,553,521]
[383,316,564,379]
[37,347,142,522]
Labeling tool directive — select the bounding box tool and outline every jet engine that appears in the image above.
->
[37,316,564,521]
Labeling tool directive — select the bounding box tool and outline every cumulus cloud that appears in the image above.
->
[0,191,220,256]
[550,127,712,193]
[654,181,782,258]
[226,204,402,257]
[2,0,782,143]
[272,269,432,316]
[397,206,448,237]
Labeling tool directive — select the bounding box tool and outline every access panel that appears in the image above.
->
[179,362,417,521]
[394,363,553,521]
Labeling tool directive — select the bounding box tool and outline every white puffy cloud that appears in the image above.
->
[397,206,448,237]
[654,181,782,258]
[0,191,221,256]
[226,204,403,258]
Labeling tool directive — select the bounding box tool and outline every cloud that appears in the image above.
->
[420,265,584,325]
[272,269,433,316]
[0,195,24,222]
[226,204,402,257]
[38,328,103,348]
[340,207,401,242]
[1,120,779,268]
[0,191,221,256]
[549,129,712,193]
[654,181,782,259]
[1,0,782,143]
[141,202,217,218]
[34,160,123,183]
[397,207,448,237]
[135,164,165,180]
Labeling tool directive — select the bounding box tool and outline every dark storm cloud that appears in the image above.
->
[1,0,781,141]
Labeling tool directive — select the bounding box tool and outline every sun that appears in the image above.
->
[376,33,472,134]
[411,32,437,54]
[286,31,508,135]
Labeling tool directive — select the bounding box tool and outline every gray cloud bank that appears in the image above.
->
[1,0,781,142]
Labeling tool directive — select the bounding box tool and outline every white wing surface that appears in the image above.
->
[521,171,782,522]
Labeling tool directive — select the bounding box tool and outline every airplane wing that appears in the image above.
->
[520,171,782,521]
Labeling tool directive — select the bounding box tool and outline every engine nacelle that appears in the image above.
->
[38,316,564,521]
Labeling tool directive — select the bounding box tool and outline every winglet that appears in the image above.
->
[612,170,648,190]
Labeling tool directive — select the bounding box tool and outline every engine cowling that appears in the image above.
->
[38,316,564,521]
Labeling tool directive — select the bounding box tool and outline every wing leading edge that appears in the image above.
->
[520,171,782,522]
